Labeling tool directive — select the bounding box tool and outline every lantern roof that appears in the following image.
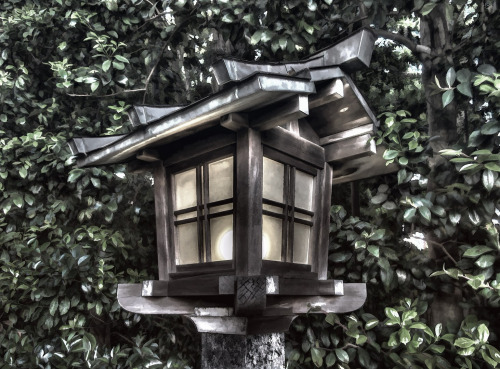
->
[69,28,392,181]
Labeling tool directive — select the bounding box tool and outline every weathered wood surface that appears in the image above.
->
[324,133,376,163]
[235,128,263,276]
[262,127,325,169]
[117,283,366,315]
[309,78,344,109]
[317,163,333,280]
[331,145,399,184]
[117,284,232,314]
[249,95,309,131]
[153,164,172,280]
[265,283,366,314]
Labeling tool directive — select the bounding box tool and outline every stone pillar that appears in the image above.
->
[200,333,285,369]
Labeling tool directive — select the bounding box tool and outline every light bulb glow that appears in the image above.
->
[262,232,271,259]
[216,230,233,260]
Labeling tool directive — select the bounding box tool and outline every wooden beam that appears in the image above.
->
[142,280,169,297]
[117,283,366,316]
[249,95,309,131]
[319,124,374,146]
[331,145,399,185]
[220,113,248,131]
[262,127,325,169]
[136,149,160,162]
[317,163,333,280]
[309,78,344,109]
[324,133,376,163]
[153,164,172,280]
[235,128,263,276]
[265,283,366,314]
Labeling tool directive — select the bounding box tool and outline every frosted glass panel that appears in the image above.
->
[209,157,233,202]
[295,170,314,211]
[293,222,310,264]
[262,215,282,261]
[174,168,197,210]
[263,203,283,214]
[295,213,312,222]
[177,211,197,221]
[210,203,233,214]
[263,157,284,203]
[210,215,233,261]
[177,222,199,264]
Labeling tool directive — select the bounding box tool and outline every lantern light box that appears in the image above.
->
[69,28,395,335]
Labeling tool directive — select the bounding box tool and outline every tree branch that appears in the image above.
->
[67,88,145,98]
[374,29,432,61]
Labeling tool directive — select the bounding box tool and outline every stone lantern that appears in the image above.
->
[69,27,391,366]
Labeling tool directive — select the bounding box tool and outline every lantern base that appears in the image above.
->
[117,282,366,334]
[201,332,284,369]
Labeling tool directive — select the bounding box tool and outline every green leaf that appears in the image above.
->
[356,335,367,345]
[398,169,407,184]
[250,30,263,45]
[457,82,473,98]
[49,298,59,316]
[460,163,480,172]
[481,121,500,135]
[311,347,323,367]
[335,348,349,363]
[477,64,497,76]
[463,246,493,258]
[385,307,400,321]
[59,297,70,315]
[458,346,475,356]
[418,206,431,221]
[399,328,411,345]
[481,351,498,367]
[102,60,111,72]
[456,68,472,83]
[435,323,442,338]
[112,61,125,70]
[446,67,456,87]
[19,167,28,178]
[421,2,437,15]
[114,55,129,63]
[371,193,387,205]
[486,344,500,363]
[478,323,489,343]
[485,162,500,172]
[404,208,416,221]
[78,255,90,266]
[365,319,379,330]
[367,246,380,258]
[370,229,386,241]
[355,240,366,249]
[467,277,482,289]
[12,193,24,208]
[383,150,399,160]
[242,14,255,25]
[325,352,336,367]
[221,13,234,23]
[90,81,99,92]
[454,337,475,348]
[475,254,495,268]
[358,347,370,368]
[409,323,427,330]
[398,157,409,166]
[442,89,454,108]
[482,169,498,192]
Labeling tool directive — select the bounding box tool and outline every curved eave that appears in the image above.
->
[77,74,316,167]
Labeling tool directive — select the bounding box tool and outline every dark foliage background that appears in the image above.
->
[1,0,499,368]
